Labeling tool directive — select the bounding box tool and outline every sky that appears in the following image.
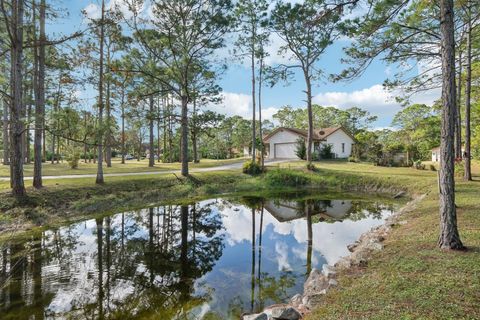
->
[49,0,440,129]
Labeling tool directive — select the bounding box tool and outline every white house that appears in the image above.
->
[263,126,355,159]
[431,147,440,162]
[431,146,464,162]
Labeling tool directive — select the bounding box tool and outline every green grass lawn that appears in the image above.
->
[0,157,246,177]
[302,161,480,319]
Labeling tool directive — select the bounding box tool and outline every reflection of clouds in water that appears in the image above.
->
[292,246,319,267]
[275,242,292,271]
[220,202,392,266]
[220,206,254,246]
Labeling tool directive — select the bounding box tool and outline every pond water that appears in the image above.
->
[0,192,398,320]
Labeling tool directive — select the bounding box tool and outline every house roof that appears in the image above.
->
[263,126,355,142]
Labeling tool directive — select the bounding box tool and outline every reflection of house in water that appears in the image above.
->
[264,199,353,222]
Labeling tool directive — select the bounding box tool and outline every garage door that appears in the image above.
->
[274,143,297,159]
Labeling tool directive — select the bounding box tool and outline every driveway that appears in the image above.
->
[0,159,290,182]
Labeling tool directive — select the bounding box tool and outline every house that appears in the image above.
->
[431,146,465,162]
[263,126,355,159]
[431,147,440,162]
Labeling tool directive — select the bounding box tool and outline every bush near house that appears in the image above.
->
[320,144,333,159]
[242,160,262,175]
[295,137,307,160]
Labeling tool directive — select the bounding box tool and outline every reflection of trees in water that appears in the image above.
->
[224,270,297,319]
[343,201,395,221]
[232,198,298,316]
[0,203,225,319]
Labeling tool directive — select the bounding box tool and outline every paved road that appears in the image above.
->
[0,160,288,182]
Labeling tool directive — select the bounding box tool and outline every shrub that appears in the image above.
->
[429,164,437,171]
[320,144,333,159]
[306,162,316,171]
[67,152,80,169]
[242,160,262,175]
[413,160,425,170]
[265,169,310,187]
[312,152,320,161]
[348,156,358,163]
[46,151,61,162]
[295,138,306,160]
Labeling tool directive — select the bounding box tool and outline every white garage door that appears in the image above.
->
[274,143,297,159]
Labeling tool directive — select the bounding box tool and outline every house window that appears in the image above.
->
[342,143,345,153]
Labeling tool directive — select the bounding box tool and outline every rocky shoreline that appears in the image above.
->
[242,194,426,320]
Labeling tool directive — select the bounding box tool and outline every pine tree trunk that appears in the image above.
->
[33,0,46,189]
[2,84,9,165]
[464,1,472,181]
[56,135,60,164]
[180,95,189,176]
[121,98,125,165]
[105,52,112,168]
[83,111,88,163]
[10,0,26,198]
[157,96,161,163]
[258,57,264,169]
[26,92,32,164]
[163,97,167,162]
[251,51,256,162]
[169,96,173,163]
[192,98,198,163]
[304,72,313,164]
[192,133,198,164]
[149,95,155,167]
[455,50,462,159]
[50,129,55,164]
[438,0,464,250]
[96,0,105,184]
[42,114,45,162]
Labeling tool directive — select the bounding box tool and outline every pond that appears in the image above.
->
[0,192,398,319]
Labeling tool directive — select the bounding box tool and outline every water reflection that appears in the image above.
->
[0,193,396,319]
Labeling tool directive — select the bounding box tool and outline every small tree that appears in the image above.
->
[320,144,333,159]
[295,137,306,160]
[67,148,80,169]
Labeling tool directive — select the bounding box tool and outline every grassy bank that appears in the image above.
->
[304,162,480,319]
[0,170,254,237]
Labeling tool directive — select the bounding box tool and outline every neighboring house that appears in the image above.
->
[431,146,465,162]
[263,126,355,159]
[431,147,440,162]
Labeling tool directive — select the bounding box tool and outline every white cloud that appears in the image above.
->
[265,33,295,66]
[83,3,101,20]
[83,0,146,21]
[208,92,278,120]
[313,84,440,124]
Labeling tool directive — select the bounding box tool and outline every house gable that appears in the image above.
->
[265,128,303,144]
[324,129,355,158]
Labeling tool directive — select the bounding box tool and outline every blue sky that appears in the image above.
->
[49,0,439,129]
